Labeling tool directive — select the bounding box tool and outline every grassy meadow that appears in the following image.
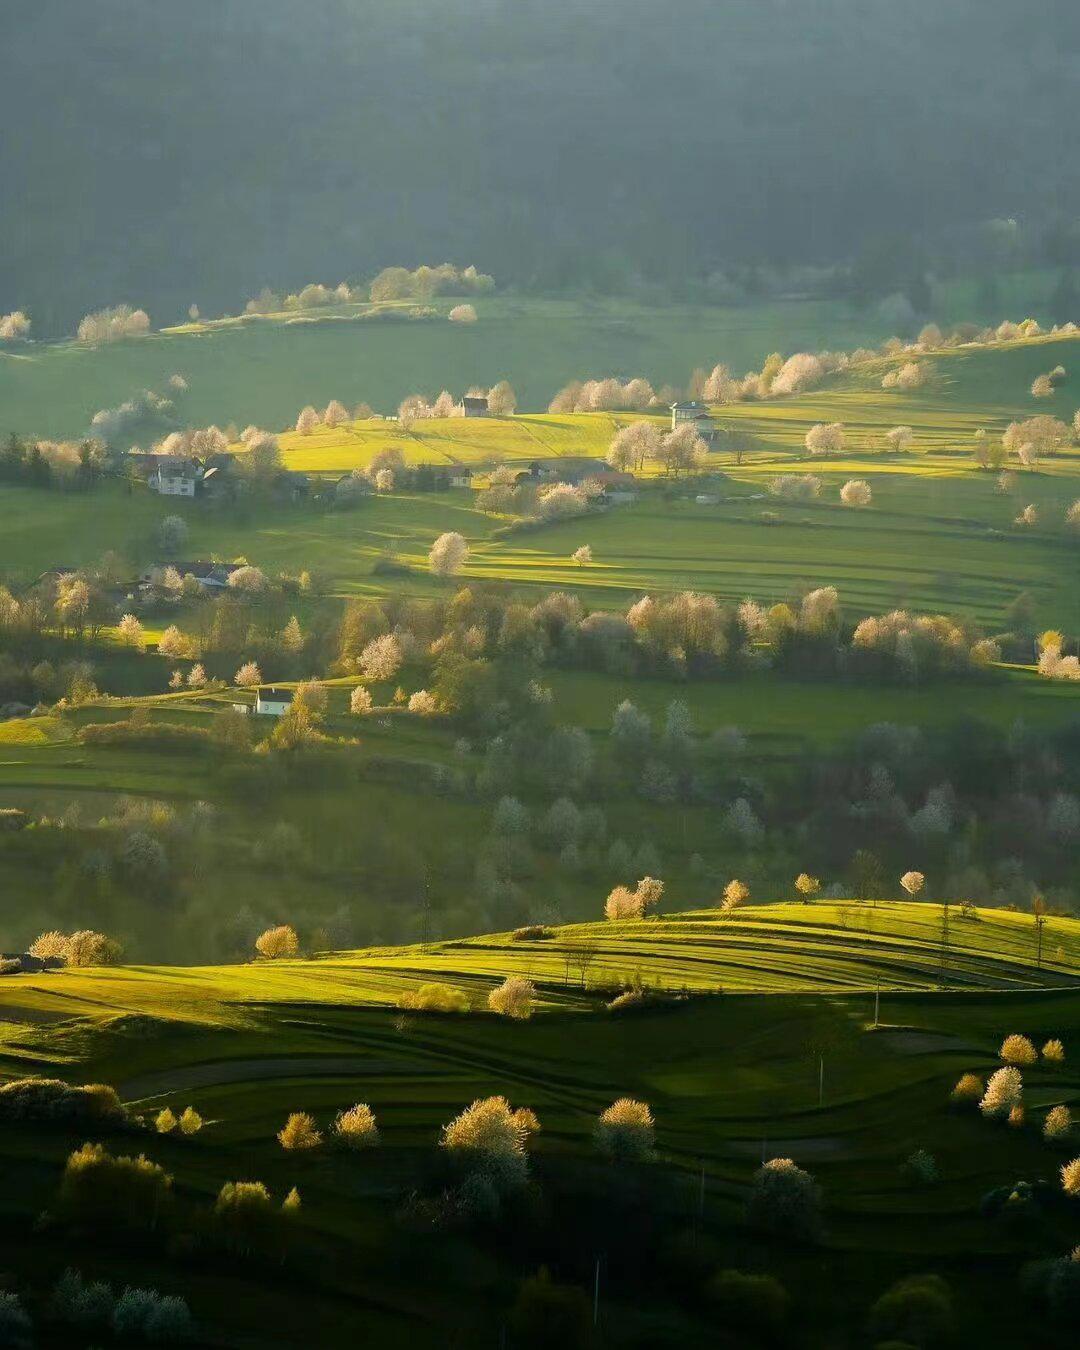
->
[0,903,1076,1346]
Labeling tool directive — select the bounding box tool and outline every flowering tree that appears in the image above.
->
[572,545,592,566]
[805,422,845,457]
[234,661,261,686]
[900,870,925,900]
[359,633,403,681]
[722,878,749,912]
[255,924,299,960]
[349,685,373,715]
[117,614,145,649]
[429,531,468,577]
[840,479,872,507]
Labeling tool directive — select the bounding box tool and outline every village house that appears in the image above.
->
[146,457,202,496]
[254,687,294,716]
[459,395,489,418]
[670,400,720,443]
[449,466,473,488]
[138,561,242,591]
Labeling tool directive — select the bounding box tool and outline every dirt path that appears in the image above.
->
[121,1055,423,1100]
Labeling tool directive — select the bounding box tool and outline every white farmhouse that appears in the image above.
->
[254,687,294,716]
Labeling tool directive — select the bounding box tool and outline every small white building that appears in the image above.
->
[255,688,294,716]
[449,466,473,488]
[149,459,201,497]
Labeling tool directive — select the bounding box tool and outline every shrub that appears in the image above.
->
[178,1106,203,1136]
[0,1293,31,1349]
[746,1158,822,1240]
[950,1073,983,1105]
[59,1142,172,1232]
[277,1112,321,1151]
[1043,1039,1066,1064]
[111,1287,194,1343]
[254,924,299,960]
[398,982,469,1013]
[155,1108,177,1134]
[0,958,20,975]
[902,1149,939,1185]
[0,1077,123,1123]
[48,1267,115,1326]
[1001,1034,1038,1066]
[1044,1106,1072,1141]
[332,1103,379,1150]
[706,1269,789,1332]
[1009,1104,1026,1129]
[441,1096,538,1190]
[868,1273,953,1347]
[28,930,69,962]
[980,1067,1022,1117]
[213,1180,278,1252]
[510,925,552,942]
[594,1098,655,1162]
[282,1187,302,1214]
[1062,1157,1080,1197]
[488,976,536,1020]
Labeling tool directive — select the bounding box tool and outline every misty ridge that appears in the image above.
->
[1,0,1079,334]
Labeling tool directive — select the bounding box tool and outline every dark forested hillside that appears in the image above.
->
[2,0,1079,332]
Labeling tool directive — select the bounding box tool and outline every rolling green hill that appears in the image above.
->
[0,903,1076,1347]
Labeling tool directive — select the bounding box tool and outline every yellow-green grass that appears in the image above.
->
[1,903,1075,1039]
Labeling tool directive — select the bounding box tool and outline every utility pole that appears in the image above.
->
[873,986,880,1029]
[593,1257,601,1327]
[940,901,950,987]
[818,1053,825,1108]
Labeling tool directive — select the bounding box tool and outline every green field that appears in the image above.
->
[0,902,1076,1346]
[0,295,905,441]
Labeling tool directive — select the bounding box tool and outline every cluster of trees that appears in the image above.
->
[0,432,107,491]
[368,263,494,303]
[397,380,516,425]
[76,304,151,343]
[91,377,185,448]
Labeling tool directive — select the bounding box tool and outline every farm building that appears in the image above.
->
[139,561,241,591]
[449,466,473,488]
[148,458,201,497]
[255,688,294,716]
[670,401,720,443]
[459,395,489,418]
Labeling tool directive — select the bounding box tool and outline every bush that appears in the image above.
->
[594,1098,655,1162]
[706,1269,789,1332]
[0,1077,123,1123]
[112,1287,193,1343]
[980,1067,1022,1117]
[1043,1039,1066,1064]
[277,1112,321,1151]
[178,1106,203,1136]
[950,1073,983,1105]
[488,976,536,1020]
[510,925,552,942]
[59,1142,172,1232]
[155,1107,177,1134]
[1062,1157,1080,1197]
[1045,1106,1072,1141]
[1000,1034,1038,1066]
[868,1274,953,1347]
[48,1268,115,1327]
[746,1158,822,1241]
[332,1103,379,1150]
[0,1293,31,1349]
[0,958,22,975]
[254,924,299,960]
[902,1149,939,1186]
[213,1180,278,1253]
[441,1096,538,1191]
[398,982,470,1013]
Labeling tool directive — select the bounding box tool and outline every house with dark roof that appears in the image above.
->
[460,395,489,418]
[255,687,295,716]
[670,401,720,443]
